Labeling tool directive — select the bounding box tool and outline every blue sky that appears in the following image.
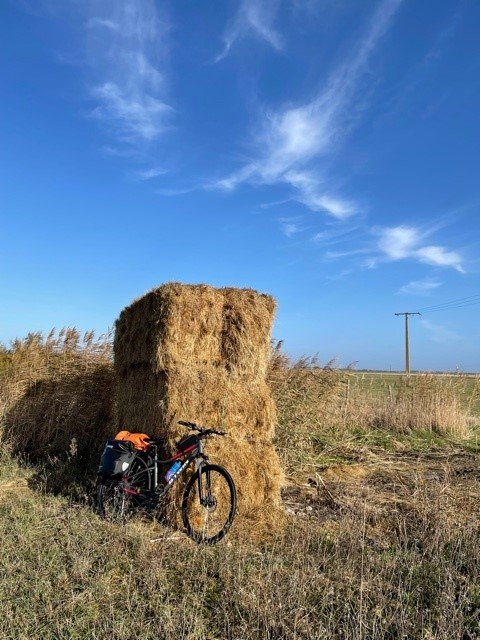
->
[1,0,479,371]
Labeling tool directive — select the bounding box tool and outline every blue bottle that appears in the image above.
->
[165,460,182,483]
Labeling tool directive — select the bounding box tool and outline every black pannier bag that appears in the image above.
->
[98,439,135,478]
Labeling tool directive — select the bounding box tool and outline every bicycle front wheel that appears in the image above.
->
[182,464,236,544]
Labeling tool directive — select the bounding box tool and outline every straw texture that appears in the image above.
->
[114,283,283,521]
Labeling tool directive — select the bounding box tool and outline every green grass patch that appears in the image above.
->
[1,451,479,640]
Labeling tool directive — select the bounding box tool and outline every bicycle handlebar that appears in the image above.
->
[178,420,226,436]
[178,420,196,428]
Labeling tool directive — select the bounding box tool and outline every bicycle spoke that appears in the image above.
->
[182,465,236,543]
[97,455,153,521]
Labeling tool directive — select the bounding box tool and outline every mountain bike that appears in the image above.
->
[96,420,237,544]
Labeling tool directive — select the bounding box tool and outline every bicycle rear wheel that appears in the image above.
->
[97,455,152,521]
[182,464,236,544]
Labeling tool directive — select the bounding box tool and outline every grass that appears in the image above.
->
[1,445,479,639]
[1,331,480,638]
[349,371,480,418]
[269,348,480,479]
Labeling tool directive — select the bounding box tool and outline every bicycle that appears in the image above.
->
[96,420,237,544]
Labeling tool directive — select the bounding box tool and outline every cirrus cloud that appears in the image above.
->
[213,0,404,218]
[214,0,284,63]
[86,0,172,146]
[375,225,464,272]
[398,278,442,296]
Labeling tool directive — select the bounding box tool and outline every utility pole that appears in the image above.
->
[395,312,421,378]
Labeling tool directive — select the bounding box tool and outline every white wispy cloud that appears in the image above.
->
[85,0,171,145]
[321,223,465,273]
[213,0,403,217]
[325,248,371,260]
[134,167,168,180]
[281,222,300,237]
[377,225,421,259]
[155,187,195,196]
[312,225,361,245]
[214,0,283,63]
[86,17,119,31]
[416,245,465,271]
[420,319,461,344]
[17,1,172,152]
[375,225,464,272]
[279,217,304,237]
[284,171,356,219]
[398,278,442,296]
[260,198,293,209]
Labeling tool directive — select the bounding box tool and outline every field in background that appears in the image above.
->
[348,372,480,427]
[0,331,479,639]
[350,371,480,412]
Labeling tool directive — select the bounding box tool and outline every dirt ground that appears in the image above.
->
[283,448,480,536]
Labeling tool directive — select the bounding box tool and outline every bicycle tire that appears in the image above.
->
[181,464,236,544]
[97,455,152,521]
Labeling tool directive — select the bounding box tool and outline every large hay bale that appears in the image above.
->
[116,366,276,443]
[114,283,283,519]
[115,283,276,380]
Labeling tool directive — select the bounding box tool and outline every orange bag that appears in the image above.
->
[115,430,151,452]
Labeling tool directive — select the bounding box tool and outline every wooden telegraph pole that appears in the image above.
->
[395,312,421,378]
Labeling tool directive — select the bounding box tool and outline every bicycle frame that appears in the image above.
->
[124,438,207,500]
[98,422,235,544]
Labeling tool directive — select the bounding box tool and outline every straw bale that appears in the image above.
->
[206,437,284,511]
[220,287,276,379]
[115,284,224,373]
[114,282,283,520]
[115,283,276,380]
[162,437,284,529]
[116,365,277,445]
[152,366,276,443]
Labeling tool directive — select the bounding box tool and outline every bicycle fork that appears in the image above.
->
[196,440,212,506]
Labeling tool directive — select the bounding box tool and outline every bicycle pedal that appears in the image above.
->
[124,487,141,495]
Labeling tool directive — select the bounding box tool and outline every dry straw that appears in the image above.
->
[2,313,477,543]
[114,283,283,522]
[344,373,479,439]
[1,329,114,459]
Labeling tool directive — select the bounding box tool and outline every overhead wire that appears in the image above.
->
[421,300,480,313]
[418,292,480,313]
[419,293,480,311]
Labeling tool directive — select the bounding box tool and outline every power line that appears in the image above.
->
[421,299,480,313]
[418,292,480,313]
[419,296,480,312]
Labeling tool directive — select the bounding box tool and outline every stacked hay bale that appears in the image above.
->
[114,283,283,520]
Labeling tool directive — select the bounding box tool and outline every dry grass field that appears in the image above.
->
[350,371,480,419]
[0,332,479,639]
